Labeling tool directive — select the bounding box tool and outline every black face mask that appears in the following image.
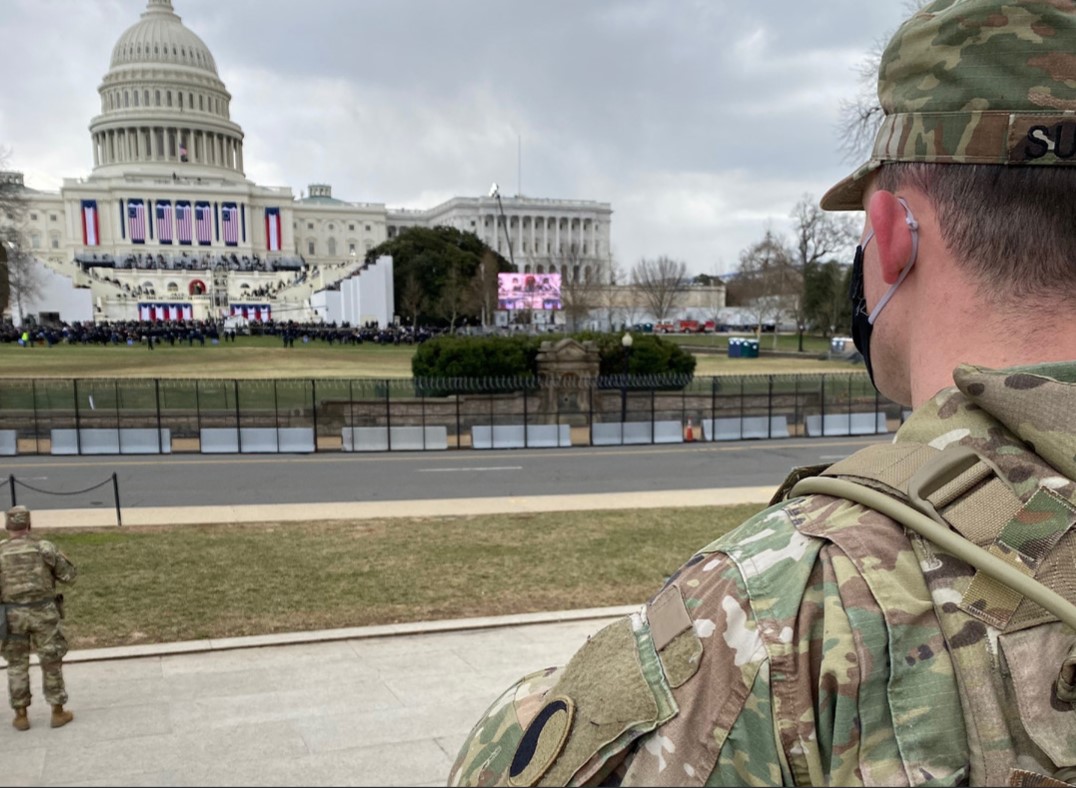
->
[847,197,920,390]
[849,234,876,386]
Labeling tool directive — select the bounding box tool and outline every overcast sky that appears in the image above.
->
[1,0,912,276]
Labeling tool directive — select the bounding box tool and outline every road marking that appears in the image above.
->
[418,466,523,473]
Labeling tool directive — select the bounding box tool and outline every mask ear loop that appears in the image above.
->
[867,197,919,325]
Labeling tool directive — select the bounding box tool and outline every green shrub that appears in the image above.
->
[412,332,695,392]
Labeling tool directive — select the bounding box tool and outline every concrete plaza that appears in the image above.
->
[0,610,630,787]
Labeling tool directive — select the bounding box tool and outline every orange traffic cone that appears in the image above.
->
[684,418,695,442]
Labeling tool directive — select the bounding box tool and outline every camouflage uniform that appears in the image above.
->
[451,2,1076,784]
[450,364,1076,786]
[1,509,77,712]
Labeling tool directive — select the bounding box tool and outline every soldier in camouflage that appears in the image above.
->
[450,1,1076,785]
[1,505,77,731]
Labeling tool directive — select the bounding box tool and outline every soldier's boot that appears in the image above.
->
[12,708,30,731]
[50,704,73,728]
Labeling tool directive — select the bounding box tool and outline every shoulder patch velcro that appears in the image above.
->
[508,696,575,787]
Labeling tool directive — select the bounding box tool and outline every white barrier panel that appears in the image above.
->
[471,424,571,449]
[238,428,281,453]
[805,412,889,437]
[277,427,316,453]
[527,424,571,448]
[51,429,115,455]
[51,428,171,455]
[702,417,790,442]
[624,422,653,445]
[200,428,240,453]
[343,427,388,452]
[592,423,624,446]
[0,430,17,456]
[342,426,448,452]
[118,428,172,454]
[388,426,448,451]
[591,422,682,446]
[471,425,524,450]
[652,421,684,444]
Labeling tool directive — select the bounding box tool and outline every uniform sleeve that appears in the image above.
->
[450,504,800,787]
[39,540,77,585]
[449,501,913,787]
[617,549,787,786]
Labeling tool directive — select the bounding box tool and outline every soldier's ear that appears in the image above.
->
[867,190,915,286]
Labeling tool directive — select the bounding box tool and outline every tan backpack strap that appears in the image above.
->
[821,442,939,494]
[816,442,1076,631]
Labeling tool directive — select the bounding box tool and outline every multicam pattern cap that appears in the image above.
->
[5,505,30,530]
[822,0,1076,211]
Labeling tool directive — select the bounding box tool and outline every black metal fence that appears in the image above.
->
[0,373,903,455]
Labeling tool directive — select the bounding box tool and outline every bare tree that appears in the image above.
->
[602,257,625,331]
[398,270,426,329]
[789,194,858,350]
[555,245,603,332]
[836,1,931,164]
[0,151,37,322]
[463,249,501,330]
[437,262,469,333]
[630,255,687,323]
[735,231,798,349]
[4,245,43,324]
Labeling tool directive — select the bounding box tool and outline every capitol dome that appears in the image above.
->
[89,0,246,181]
[109,0,219,76]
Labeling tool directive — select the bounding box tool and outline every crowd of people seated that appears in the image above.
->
[87,270,159,299]
[251,320,435,346]
[85,265,310,302]
[0,318,438,348]
[75,251,306,273]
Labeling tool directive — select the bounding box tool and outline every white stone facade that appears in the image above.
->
[388,195,613,283]
[1,0,615,327]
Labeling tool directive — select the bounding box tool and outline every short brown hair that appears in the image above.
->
[875,163,1076,302]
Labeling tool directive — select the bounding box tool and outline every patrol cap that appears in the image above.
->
[5,505,30,530]
[822,0,1076,211]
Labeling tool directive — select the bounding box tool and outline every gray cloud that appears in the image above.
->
[1,0,910,275]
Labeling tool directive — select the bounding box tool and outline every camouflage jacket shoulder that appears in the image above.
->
[450,361,1076,787]
[0,536,77,604]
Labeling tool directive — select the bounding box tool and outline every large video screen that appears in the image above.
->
[497,273,561,310]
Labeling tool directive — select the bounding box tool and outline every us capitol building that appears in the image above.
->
[3,0,613,326]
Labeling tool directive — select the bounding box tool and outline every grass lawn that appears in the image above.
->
[0,337,418,379]
[0,334,861,379]
[45,504,757,649]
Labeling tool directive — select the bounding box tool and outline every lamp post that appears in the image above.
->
[488,183,515,270]
[489,182,515,330]
[620,331,633,424]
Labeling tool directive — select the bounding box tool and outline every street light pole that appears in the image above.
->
[488,183,515,271]
[620,331,633,424]
[489,183,517,331]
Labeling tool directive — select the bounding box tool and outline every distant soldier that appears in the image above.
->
[1,506,77,731]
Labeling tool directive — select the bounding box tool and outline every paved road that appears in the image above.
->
[0,437,886,511]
